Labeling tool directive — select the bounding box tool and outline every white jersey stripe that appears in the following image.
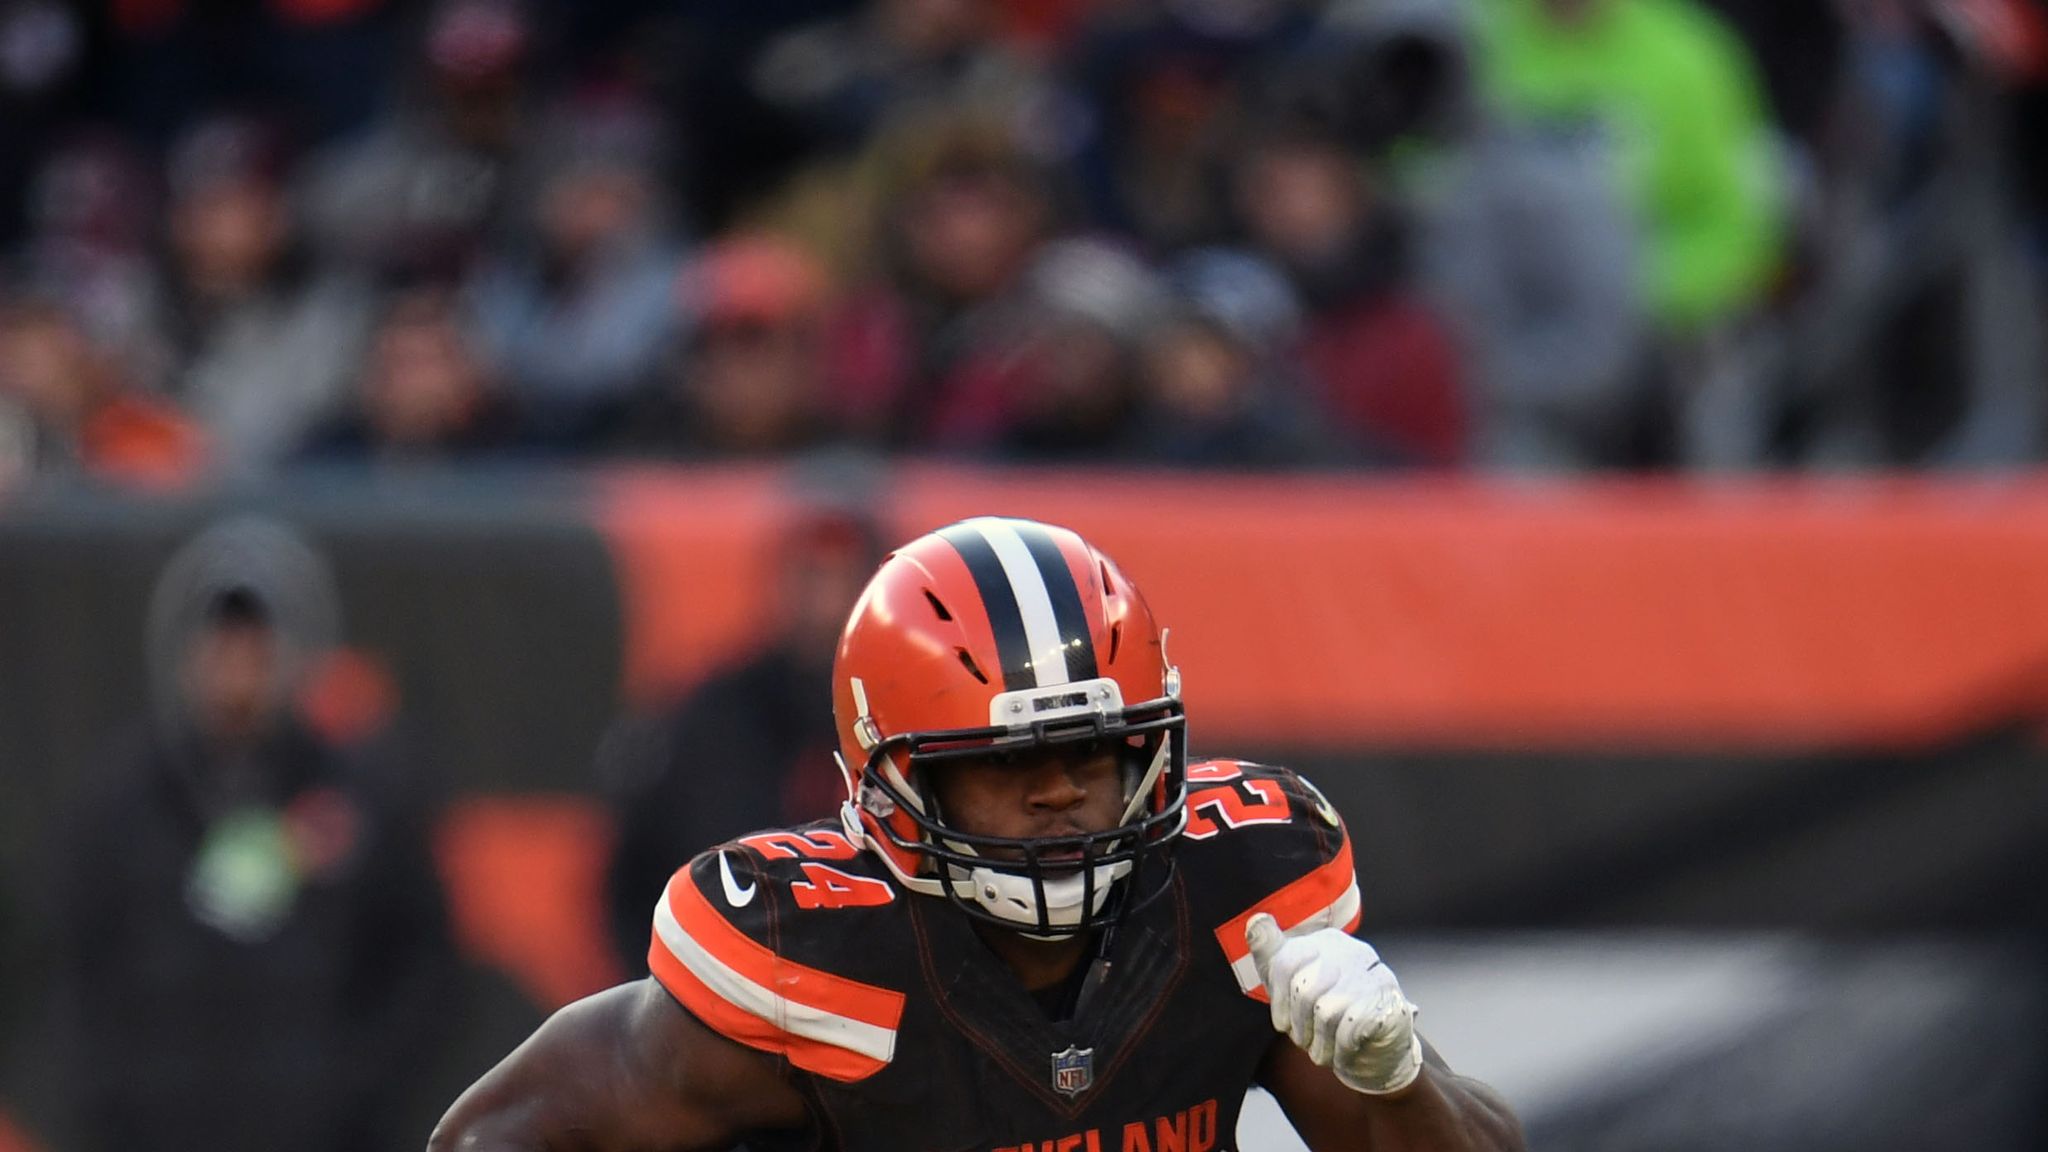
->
[1229,880,1364,995]
[653,891,899,1063]
[968,516,1070,688]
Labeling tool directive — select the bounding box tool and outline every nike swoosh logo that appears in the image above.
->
[717,851,757,907]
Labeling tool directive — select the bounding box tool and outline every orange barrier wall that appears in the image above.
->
[604,468,2048,752]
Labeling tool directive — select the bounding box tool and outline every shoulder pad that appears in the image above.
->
[648,822,907,1082]
[1176,760,1361,1001]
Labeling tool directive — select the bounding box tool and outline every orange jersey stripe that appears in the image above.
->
[648,931,890,1082]
[1212,836,1362,999]
[665,869,907,1030]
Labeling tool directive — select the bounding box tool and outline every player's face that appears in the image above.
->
[927,743,1127,858]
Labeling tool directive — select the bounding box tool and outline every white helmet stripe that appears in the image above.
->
[966,517,1071,688]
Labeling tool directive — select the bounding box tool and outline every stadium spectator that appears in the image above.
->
[138,115,375,475]
[0,293,204,490]
[745,0,1052,271]
[1783,0,2046,468]
[829,113,1061,449]
[297,284,519,464]
[1060,0,1317,249]
[1128,247,1335,467]
[300,0,542,281]
[978,236,1172,460]
[1470,0,1787,466]
[1324,0,1654,469]
[1229,115,1465,466]
[635,0,861,232]
[9,132,162,389]
[1471,0,1785,334]
[598,495,882,973]
[463,95,684,447]
[604,233,838,459]
[54,517,452,1152]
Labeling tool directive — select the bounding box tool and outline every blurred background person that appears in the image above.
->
[1469,0,1790,467]
[297,283,520,465]
[975,235,1172,461]
[1320,0,1654,470]
[629,0,858,234]
[136,115,375,476]
[1060,0,1317,250]
[826,112,1062,449]
[1228,107,1465,467]
[54,517,451,1152]
[1127,247,1335,467]
[604,232,840,460]
[0,292,204,490]
[1783,0,2047,468]
[301,0,542,283]
[748,0,1054,272]
[8,132,163,390]
[463,94,685,449]
[598,493,882,973]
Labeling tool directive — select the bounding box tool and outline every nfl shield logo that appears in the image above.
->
[1051,1045,1094,1098]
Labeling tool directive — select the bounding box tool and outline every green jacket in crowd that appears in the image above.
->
[1472,0,1786,331]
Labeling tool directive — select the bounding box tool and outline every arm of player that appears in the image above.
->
[427,977,811,1152]
[1247,914,1525,1152]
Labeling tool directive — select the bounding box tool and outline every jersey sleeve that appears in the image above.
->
[1182,760,1363,1001]
[647,841,907,1082]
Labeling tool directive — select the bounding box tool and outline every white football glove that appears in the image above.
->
[1245,912,1423,1096]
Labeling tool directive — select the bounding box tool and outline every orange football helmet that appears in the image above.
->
[833,516,1187,936]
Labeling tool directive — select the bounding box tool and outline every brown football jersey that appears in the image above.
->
[648,760,1360,1152]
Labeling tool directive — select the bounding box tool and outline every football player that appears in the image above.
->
[431,517,1523,1152]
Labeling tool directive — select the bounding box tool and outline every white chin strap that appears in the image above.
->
[963,861,1133,938]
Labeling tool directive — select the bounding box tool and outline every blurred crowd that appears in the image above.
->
[0,0,2044,484]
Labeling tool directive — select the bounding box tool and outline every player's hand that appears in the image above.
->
[1245,912,1423,1096]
